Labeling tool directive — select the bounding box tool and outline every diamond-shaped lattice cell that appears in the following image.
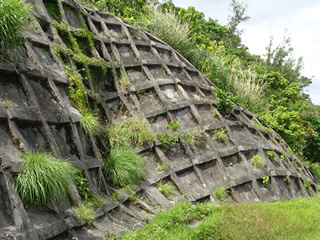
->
[13,120,47,152]
[0,172,15,228]
[136,88,164,116]
[29,79,68,122]
[171,107,198,129]
[222,153,248,181]
[127,66,150,87]
[176,166,208,199]
[0,73,38,120]
[231,181,260,202]
[116,44,138,65]
[136,45,157,62]
[198,160,225,189]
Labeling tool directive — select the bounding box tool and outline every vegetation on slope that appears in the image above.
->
[121,194,320,240]
[77,0,320,164]
[14,152,75,207]
[0,0,33,61]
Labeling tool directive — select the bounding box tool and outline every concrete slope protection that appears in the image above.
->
[0,0,317,239]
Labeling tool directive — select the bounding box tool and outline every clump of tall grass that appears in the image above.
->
[80,112,103,136]
[106,118,154,148]
[104,148,144,187]
[231,68,267,113]
[74,203,95,225]
[0,0,33,58]
[137,7,190,51]
[14,152,75,207]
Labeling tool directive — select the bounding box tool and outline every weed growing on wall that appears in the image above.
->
[106,118,154,148]
[80,112,103,136]
[14,152,75,207]
[104,148,144,187]
[250,154,265,169]
[0,0,33,49]
[214,187,229,202]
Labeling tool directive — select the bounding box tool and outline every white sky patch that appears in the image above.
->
[172,0,320,104]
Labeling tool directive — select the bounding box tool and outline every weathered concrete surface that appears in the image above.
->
[0,0,317,239]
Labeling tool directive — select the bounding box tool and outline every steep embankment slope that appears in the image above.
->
[0,0,317,239]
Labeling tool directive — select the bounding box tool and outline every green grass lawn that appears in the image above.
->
[121,193,320,240]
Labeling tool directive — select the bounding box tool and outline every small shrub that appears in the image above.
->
[283,176,290,182]
[214,187,228,202]
[215,89,238,116]
[166,121,180,132]
[128,192,139,204]
[156,181,178,198]
[157,162,170,172]
[212,128,227,142]
[106,118,154,148]
[0,0,33,57]
[262,176,270,187]
[73,170,91,201]
[303,181,311,188]
[14,152,75,207]
[308,162,320,183]
[280,153,285,162]
[267,151,276,160]
[104,148,144,188]
[80,112,103,136]
[184,129,205,149]
[156,133,182,148]
[74,204,95,225]
[250,154,265,169]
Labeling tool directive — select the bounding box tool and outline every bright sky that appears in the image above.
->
[172,0,320,105]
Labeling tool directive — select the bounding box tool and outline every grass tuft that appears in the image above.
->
[80,112,103,136]
[104,148,144,188]
[14,152,75,207]
[184,130,205,149]
[0,0,33,57]
[156,181,178,198]
[119,71,130,92]
[74,204,95,225]
[214,187,229,202]
[106,118,154,148]
[137,7,190,51]
[212,128,228,142]
[157,162,170,172]
[267,150,276,160]
[250,154,266,169]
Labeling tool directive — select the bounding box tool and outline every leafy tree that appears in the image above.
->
[265,34,312,88]
[225,0,250,49]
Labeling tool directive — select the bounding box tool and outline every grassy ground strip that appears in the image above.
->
[121,194,320,240]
